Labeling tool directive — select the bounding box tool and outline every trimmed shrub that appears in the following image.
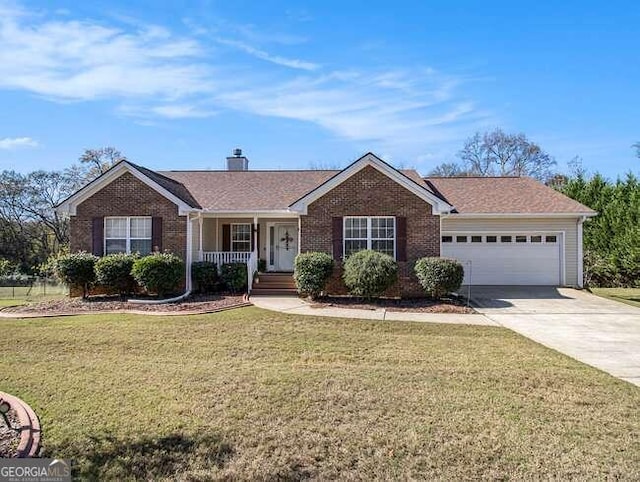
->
[343,250,398,299]
[191,261,219,294]
[294,252,334,299]
[220,263,247,293]
[95,253,139,297]
[414,257,464,299]
[53,252,97,298]
[131,253,184,297]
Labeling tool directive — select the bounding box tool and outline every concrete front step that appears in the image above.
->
[255,273,296,291]
[255,282,296,288]
[251,288,298,296]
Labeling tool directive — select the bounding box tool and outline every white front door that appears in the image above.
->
[275,224,298,271]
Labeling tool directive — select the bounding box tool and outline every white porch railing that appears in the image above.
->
[202,251,251,266]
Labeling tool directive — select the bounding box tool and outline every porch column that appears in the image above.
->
[253,215,258,255]
[198,215,203,261]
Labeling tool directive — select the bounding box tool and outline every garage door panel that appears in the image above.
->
[442,236,560,286]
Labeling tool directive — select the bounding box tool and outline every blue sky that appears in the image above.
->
[0,0,638,177]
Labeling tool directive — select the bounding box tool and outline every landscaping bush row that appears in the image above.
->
[52,252,248,298]
[293,250,464,300]
[53,252,185,298]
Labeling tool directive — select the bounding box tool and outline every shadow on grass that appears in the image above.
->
[61,432,234,480]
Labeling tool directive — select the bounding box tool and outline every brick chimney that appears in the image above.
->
[226,148,249,171]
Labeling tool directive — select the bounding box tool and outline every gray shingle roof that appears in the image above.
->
[425,176,596,214]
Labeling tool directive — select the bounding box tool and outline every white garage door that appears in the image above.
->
[441,233,561,285]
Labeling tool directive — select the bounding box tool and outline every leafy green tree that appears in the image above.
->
[556,172,640,287]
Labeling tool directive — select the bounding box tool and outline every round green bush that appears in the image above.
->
[95,253,139,297]
[220,262,247,293]
[342,250,398,299]
[53,252,97,298]
[191,261,219,294]
[414,257,464,299]
[294,252,334,299]
[131,253,184,297]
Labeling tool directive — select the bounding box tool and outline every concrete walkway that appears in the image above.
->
[470,286,640,387]
[249,295,497,326]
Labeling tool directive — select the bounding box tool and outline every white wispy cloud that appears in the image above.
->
[0,1,494,161]
[0,5,214,102]
[215,38,319,71]
[0,136,38,149]
[217,70,491,154]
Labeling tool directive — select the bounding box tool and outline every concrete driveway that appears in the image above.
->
[469,286,640,387]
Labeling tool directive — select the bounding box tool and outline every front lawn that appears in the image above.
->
[591,287,640,308]
[1,308,638,479]
[0,285,67,308]
[0,298,26,307]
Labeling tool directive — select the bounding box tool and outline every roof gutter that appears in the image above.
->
[447,212,597,219]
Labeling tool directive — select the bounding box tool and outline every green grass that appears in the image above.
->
[591,287,640,308]
[0,286,67,307]
[1,308,638,479]
[0,298,27,307]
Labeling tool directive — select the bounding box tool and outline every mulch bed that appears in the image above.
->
[0,409,20,458]
[1,293,247,315]
[309,296,474,314]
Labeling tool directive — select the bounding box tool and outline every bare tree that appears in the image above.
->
[458,129,555,180]
[427,162,469,177]
[80,147,123,175]
[308,160,342,170]
[0,170,76,268]
[64,147,124,191]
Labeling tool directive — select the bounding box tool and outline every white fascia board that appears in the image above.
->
[446,212,597,219]
[55,162,196,216]
[199,210,299,218]
[288,153,453,215]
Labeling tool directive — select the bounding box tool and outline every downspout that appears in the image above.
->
[577,215,586,288]
[129,212,194,305]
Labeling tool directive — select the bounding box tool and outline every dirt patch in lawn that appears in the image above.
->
[0,409,20,458]
[309,296,474,313]
[1,293,247,315]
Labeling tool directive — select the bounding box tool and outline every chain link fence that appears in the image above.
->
[0,276,68,300]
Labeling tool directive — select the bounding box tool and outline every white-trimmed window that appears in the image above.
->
[231,224,252,252]
[105,217,152,255]
[344,216,395,258]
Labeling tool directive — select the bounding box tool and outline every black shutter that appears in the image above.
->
[222,224,231,251]
[152,217,163,253]
[332,217,343,261]
[92,217,104,256]
[396,217,407,262]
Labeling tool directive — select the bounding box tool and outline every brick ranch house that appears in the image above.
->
[56,151,596,296]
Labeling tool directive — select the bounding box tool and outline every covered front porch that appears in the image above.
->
[191,213,301,274]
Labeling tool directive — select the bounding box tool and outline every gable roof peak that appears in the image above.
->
[288,151,453,215]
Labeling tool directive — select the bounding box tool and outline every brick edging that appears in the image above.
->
[1,392,41,458]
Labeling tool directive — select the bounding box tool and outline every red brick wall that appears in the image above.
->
[299,165,440,297]
[70,172,187,258]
